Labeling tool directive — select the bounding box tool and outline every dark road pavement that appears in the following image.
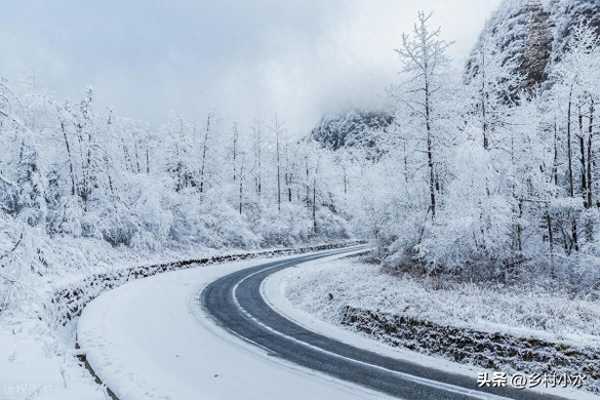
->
[201,248,572,400]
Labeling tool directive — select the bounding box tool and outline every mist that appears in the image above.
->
[0,0,501,134]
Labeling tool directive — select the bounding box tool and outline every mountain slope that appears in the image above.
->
[467,0,600,93]
[310,110,393,159]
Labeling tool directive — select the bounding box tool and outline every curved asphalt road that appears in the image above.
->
[201,248,576,400]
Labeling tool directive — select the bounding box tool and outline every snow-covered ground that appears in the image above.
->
[269,256,598,399]
[0,329,107,400]
[76,253,392,400]
[0,236,347,400]
[7,247,595,400]
[281,257,600,348]
[0,237,234,400]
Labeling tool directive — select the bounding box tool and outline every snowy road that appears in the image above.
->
[78,247,391,400]
[202,251,573,400]
[79,248,575,400]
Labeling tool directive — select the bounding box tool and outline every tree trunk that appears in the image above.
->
[403,138,409,185]
[567,86,575,198]
[60,121,77,196]
[120,138,132,172]
[132,140,140,173]
[578,105,587,205]
[552,119,559,187]
[276,124,281,212]
[239,161,244,215]
[343,166,348,196]
[199,114,211,194]
[287,168,292,203]
[425,80,436,220]
[312,177,317,234]
[566,87,578,251]
[571,218,579,253]
[305,157,310,209]
[104,155,115,199]
[546,210,555,277]
[255,127,262,197]
[146,147,150,174]
[285,145,292,203]
[516,199,523,253]
[587,97,594,209]
[232,123,238,182]
[481,77,489,150]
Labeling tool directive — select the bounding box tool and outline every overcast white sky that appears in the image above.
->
[0,1,501,133]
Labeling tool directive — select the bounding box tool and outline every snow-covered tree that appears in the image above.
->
[393,11,454,220]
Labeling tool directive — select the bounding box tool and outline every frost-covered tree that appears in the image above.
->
[15,141,45,226]
[393,11,453,220]
[466,31,523,149]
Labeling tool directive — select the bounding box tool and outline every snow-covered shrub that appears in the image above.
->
[167,189,259,249]
[209,199,260,248]
[380,208,427,271]
[121,175,173,250]
[247,200,349,247]
[314,207,350,240]
[417,139,515,278]
[548,197,585,255]
[419,193,513,277]
[251,202,312,246]
[52,196,85,237]
[80,212,102,239]
[98,207,139,247]
[0,214,57,314]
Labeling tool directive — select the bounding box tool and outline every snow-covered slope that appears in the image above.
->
[310,110,392,158]
[466,0,600,93]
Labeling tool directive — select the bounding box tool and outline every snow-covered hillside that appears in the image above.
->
[310,110,393,158]
[466,0,600,94]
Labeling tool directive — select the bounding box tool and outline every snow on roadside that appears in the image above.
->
[1,241,360,400]
[0,233,235,400]
[77,253,392,400]
[263,255,599,400]
[0,328,107,400]
[1,232,320,400]
[281,257,600,348]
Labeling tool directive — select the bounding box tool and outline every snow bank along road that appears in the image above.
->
[79,248,577,400]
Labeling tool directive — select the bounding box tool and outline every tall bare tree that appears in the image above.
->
[199,113,211,194]
[394,11,452,220]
